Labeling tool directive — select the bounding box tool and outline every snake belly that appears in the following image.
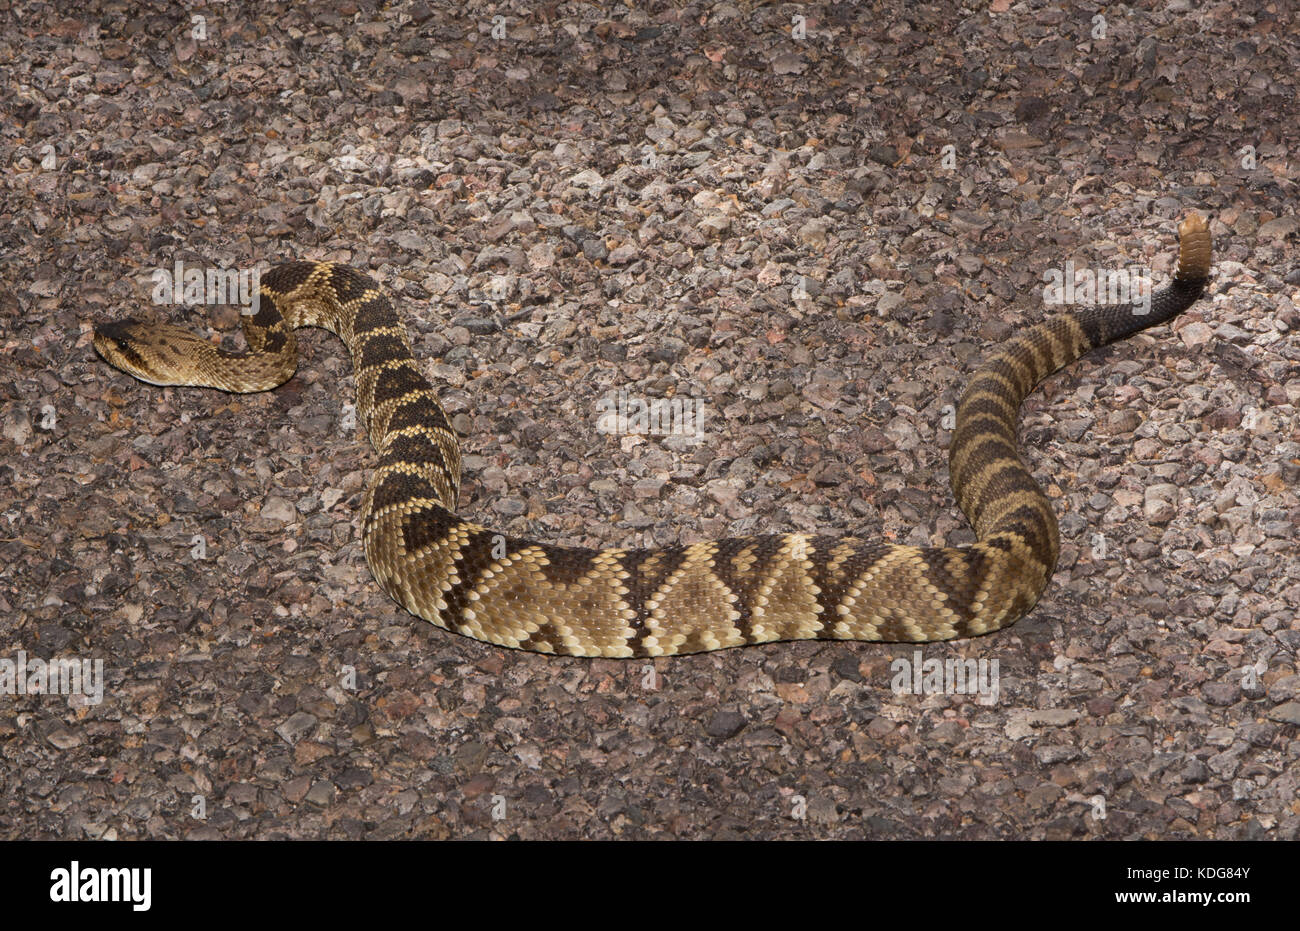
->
[94,215,1212,656]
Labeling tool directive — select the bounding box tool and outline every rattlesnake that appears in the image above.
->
[95,214,1212,656]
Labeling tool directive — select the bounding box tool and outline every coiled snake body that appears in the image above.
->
[95,215,1212,656]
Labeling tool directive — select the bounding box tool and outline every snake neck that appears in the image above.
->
[258,261,464,514]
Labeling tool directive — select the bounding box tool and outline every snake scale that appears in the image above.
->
[94,214,1212,657]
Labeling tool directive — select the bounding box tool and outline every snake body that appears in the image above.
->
[94,215,1212,657]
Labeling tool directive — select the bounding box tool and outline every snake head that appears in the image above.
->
[93,320,206,386]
